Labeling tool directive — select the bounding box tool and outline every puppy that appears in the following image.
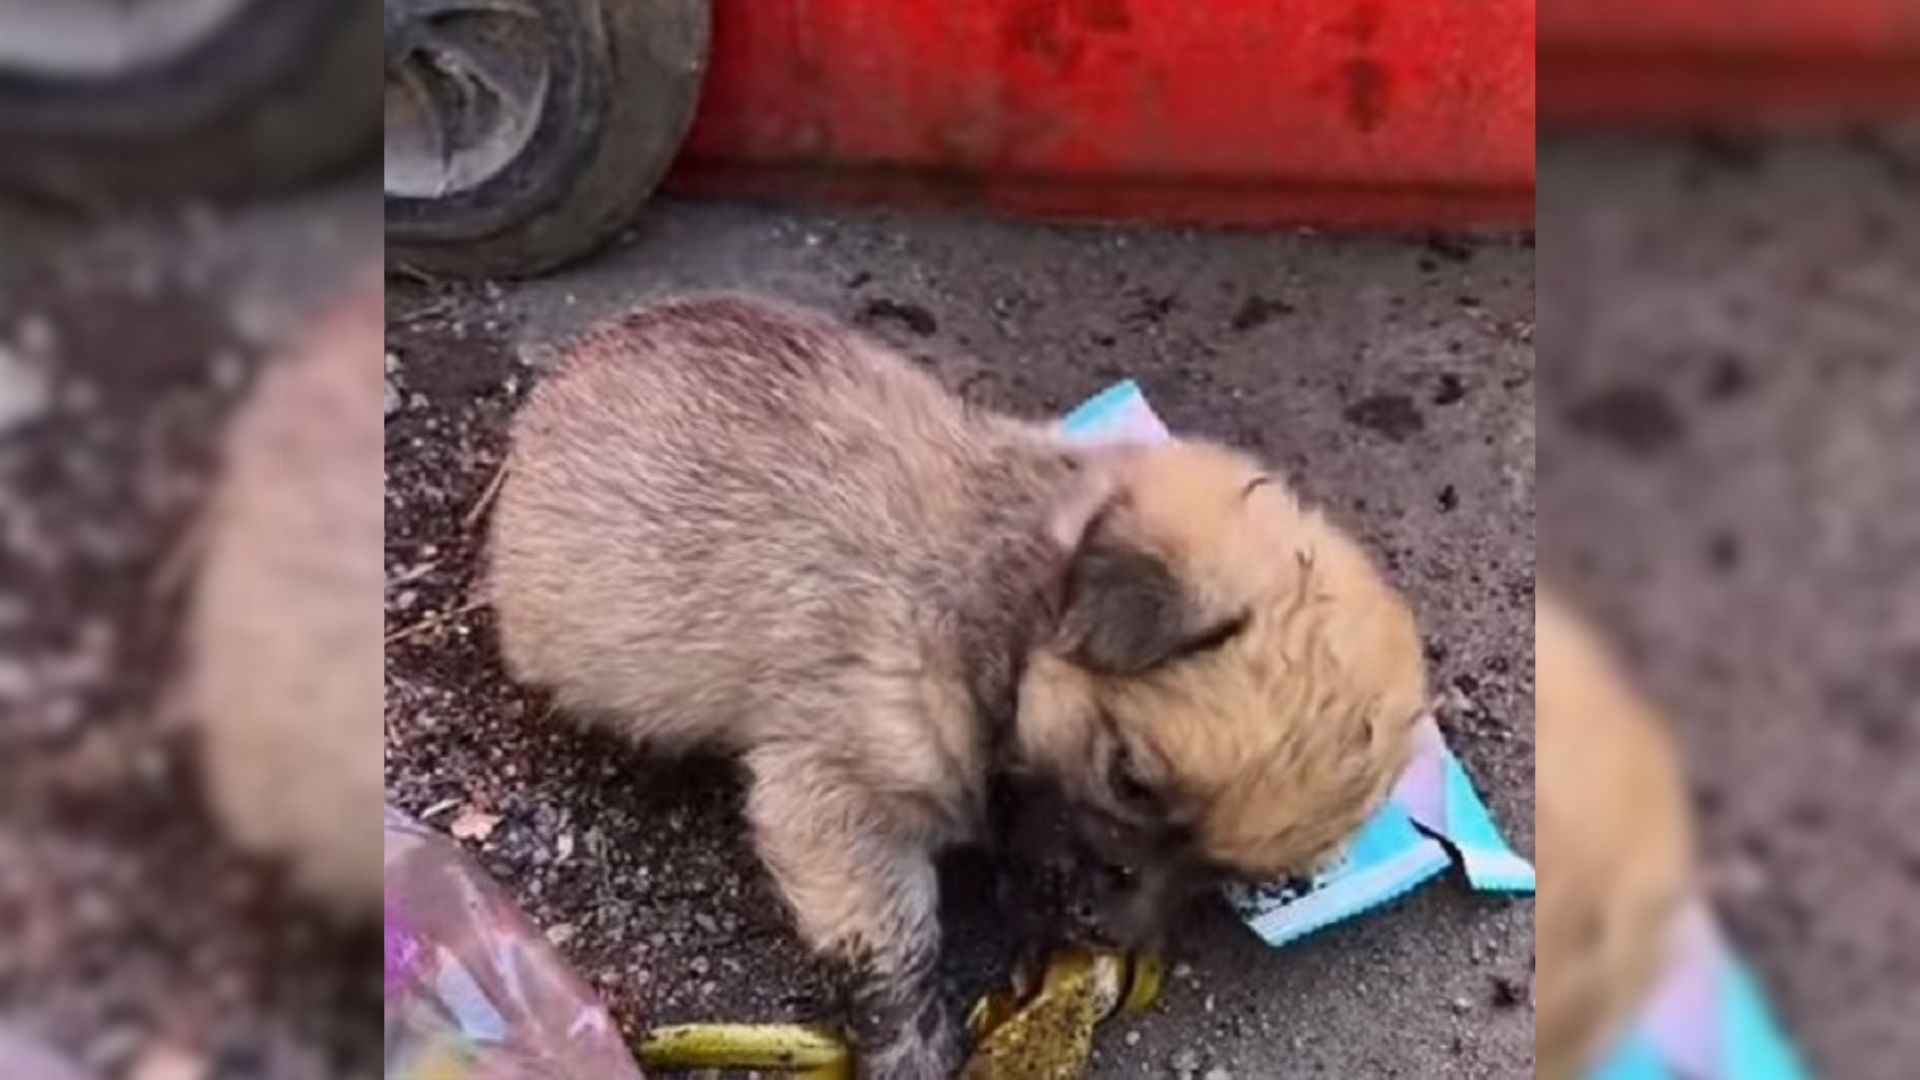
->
[490,296,1426,1078]
[1537,591,1695,1080]
[191,276,384,914]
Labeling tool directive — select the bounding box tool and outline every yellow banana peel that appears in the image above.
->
[637,1022,852,1079]
[960,948,1163,1079]
[633,949,1160,1079]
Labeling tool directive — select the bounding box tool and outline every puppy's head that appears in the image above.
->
[1536,592,1694,1080]
[1015,441,1425,946]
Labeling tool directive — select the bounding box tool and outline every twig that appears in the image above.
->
[387,260,440,286]
[384,597,487,645]
[462,461,508,530]
[150,504,212,605]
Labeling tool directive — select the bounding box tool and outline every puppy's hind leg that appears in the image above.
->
[745,747,960,1080]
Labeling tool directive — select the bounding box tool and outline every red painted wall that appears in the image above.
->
[665,0,1535,229]
[1541,0,1920,121]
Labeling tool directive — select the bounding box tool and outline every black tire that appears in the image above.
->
[0,0,381,204]
[384,0,710,279]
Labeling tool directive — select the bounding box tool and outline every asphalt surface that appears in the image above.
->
[1540,130,1920,1080]
[383,202,1537,1078]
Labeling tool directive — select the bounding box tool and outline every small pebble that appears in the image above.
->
[1170,1048,1200,1075]
[1202,1069,1232,1080]
[1450,996,1473,1014]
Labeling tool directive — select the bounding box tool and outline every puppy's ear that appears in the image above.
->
[1060,510,1200,675]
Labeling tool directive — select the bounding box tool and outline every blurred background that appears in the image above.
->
[1539,127,1920,1079]
[0,2,381,1079]
[1538,4,1919,1078]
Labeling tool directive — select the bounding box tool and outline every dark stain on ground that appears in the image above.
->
[1489,974,1526,1009]
[1823,649,1920,753]
[1689,132,1772,175]
[1702,353,1753,402]
[856,298,940,337]
[1343,393,1424,442]
[1418,237,1477,273]
[1229,295,1294,332]
[1432,372,1468,406]
[1564,383,1686,457]
[1342,58,1390,132]
[1705,531,1741,573]
[1425,234,1475,263]
[1121,291,1179,327]
[1438,484,1459,513]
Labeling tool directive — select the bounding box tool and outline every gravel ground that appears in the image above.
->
[1539,130,1920,1080]
[383,203,1536,1077]
[0,182,381,1079]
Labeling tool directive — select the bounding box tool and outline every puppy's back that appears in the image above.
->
[491,297,997,749]
[193,279,383,913]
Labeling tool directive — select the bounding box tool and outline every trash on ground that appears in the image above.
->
[383,805,645,1080]
[961,948,1161,1079]
[636,1023,851,1077]
[1586,899,1807,1080]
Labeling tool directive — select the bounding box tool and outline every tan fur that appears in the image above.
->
[1018,442,1425,883]
[1537,591,1695,1080]
[191,276,384,915]
[489,296,1424,1078]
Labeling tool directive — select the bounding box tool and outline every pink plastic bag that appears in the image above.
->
[383,804,645,1079]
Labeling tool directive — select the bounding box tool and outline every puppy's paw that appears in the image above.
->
[854,1001,962,1080]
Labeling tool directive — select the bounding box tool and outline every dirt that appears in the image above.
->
[383,202,1536,1077]
[0,182,381,1079]
[1539,130,1920,1080]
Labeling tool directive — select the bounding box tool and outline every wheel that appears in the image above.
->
[0,0,381,203]
[383,0,710,279]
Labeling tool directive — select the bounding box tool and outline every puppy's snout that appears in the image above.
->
[1062,854,1168,950]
